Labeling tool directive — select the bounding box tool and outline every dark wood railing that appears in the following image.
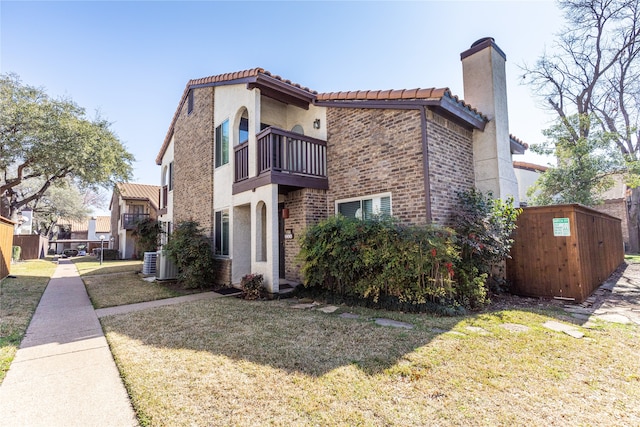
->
[234,141,249,182]
[122,213,150,230]
[256,127,327,177]
[234,127,328,182]
[160,185,168,209]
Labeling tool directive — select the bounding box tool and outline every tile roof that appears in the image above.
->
[61,216,111,233]
[116,183,160,210]
[316,87,449,101]
[156,69,492,163]
[156,68,316,165]
[513,161,548,172]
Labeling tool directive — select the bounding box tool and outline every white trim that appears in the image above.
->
[334,192,393,217]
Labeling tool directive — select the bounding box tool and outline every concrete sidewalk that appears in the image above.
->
[0,260,138,427]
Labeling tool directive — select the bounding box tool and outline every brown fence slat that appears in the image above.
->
[506,204,624,303]
[0,217,15,280]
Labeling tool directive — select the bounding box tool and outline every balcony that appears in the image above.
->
[122,213,150,230]
[159,185,168,216]
[233,127,328,194]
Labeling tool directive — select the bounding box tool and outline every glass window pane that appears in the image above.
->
[380,196,391,216]
[239,117,249,145]
[338,201,361,219]
[222,120,229,165]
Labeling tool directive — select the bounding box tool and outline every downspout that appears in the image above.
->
[421,107,432,222]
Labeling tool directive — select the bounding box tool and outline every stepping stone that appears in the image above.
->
[374,318,414,329]
[290,303,318,309]
[543,320,584,338]
[340,313,360,319]
[570,313,591,321]
[500,323,530,333]
[564,306,593,315]
[594,313,632,324]
[317,305,339,314]
[430,327,448,334]
[465,326,490,334]
[142,277,156,283]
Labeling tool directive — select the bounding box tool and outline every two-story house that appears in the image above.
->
[156,37,527,293]
[110,182,160,259]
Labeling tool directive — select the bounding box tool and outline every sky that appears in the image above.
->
[1,0,564,214]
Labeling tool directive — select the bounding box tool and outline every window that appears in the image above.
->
[215,210,229,256]
[337,194,391,220]
[187,90,194,114]
[239,116,249,145]
[215,120,229,167]
[168,161,174,191]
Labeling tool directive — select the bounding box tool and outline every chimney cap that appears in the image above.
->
[471,37,495,48]
[461,37,506,61]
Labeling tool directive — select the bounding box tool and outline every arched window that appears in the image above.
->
[238,108,249,145]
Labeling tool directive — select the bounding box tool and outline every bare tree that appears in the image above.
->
[523,0,640,251]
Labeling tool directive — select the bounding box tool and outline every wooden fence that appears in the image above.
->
[13,235,49,260]
[506,204,624,302]
[0,216,15,280]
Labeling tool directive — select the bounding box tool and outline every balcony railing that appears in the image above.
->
[233,127,328,193]
[122,213,150,230]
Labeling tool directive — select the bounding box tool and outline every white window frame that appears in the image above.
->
[335,192,392,220]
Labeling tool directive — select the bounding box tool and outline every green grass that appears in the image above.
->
[83,271,199,309]
[101,297,640,426]
[71,256,143,276]
[0,260,56,383]
[625,253,640,263]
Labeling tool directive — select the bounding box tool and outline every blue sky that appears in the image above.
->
[1,1,563,213]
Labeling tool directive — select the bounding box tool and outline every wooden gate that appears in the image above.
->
[506,204,624,302]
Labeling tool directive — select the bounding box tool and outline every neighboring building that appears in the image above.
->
[513,161,548,206]
[110,182,160,259]
[514,161,631,250]
[592,174,630,250]
[50,216,111,254]
[156,37,527,292]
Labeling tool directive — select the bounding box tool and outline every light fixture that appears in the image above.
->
[313,119,321,129]
[99,235,105,265]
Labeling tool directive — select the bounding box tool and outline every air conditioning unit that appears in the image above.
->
[156,250,177,281]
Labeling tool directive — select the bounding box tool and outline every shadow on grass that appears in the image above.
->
[98,260,640,378]
[99,294,582,378]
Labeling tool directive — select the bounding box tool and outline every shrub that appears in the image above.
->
[101,249,119,260]
[299,216,466,310]
[240,273,264,300]
[132,218,162,258]
[12,246,21,262]
[164,220,216,289]
[452,189,522,295]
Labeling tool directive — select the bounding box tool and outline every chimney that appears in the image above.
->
[88,216,97,241]
[461,38,520,205]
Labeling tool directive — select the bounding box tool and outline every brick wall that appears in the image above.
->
[325,106,474,227]
[593,198,629,249]
[213,258,232,286]
[173,87,215,237]
[425,109,475,225]
[283,188,328,282]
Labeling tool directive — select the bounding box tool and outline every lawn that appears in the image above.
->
[75,257,201,309]
[101,297,640,426]
[0,260,57,382]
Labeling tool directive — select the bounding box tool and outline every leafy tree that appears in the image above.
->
[522,0,640,251]
[528,114,623,205]
[132,218,162,258]
[453,189,522,293]
[30,179,91,237]
[0,73,134,220]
